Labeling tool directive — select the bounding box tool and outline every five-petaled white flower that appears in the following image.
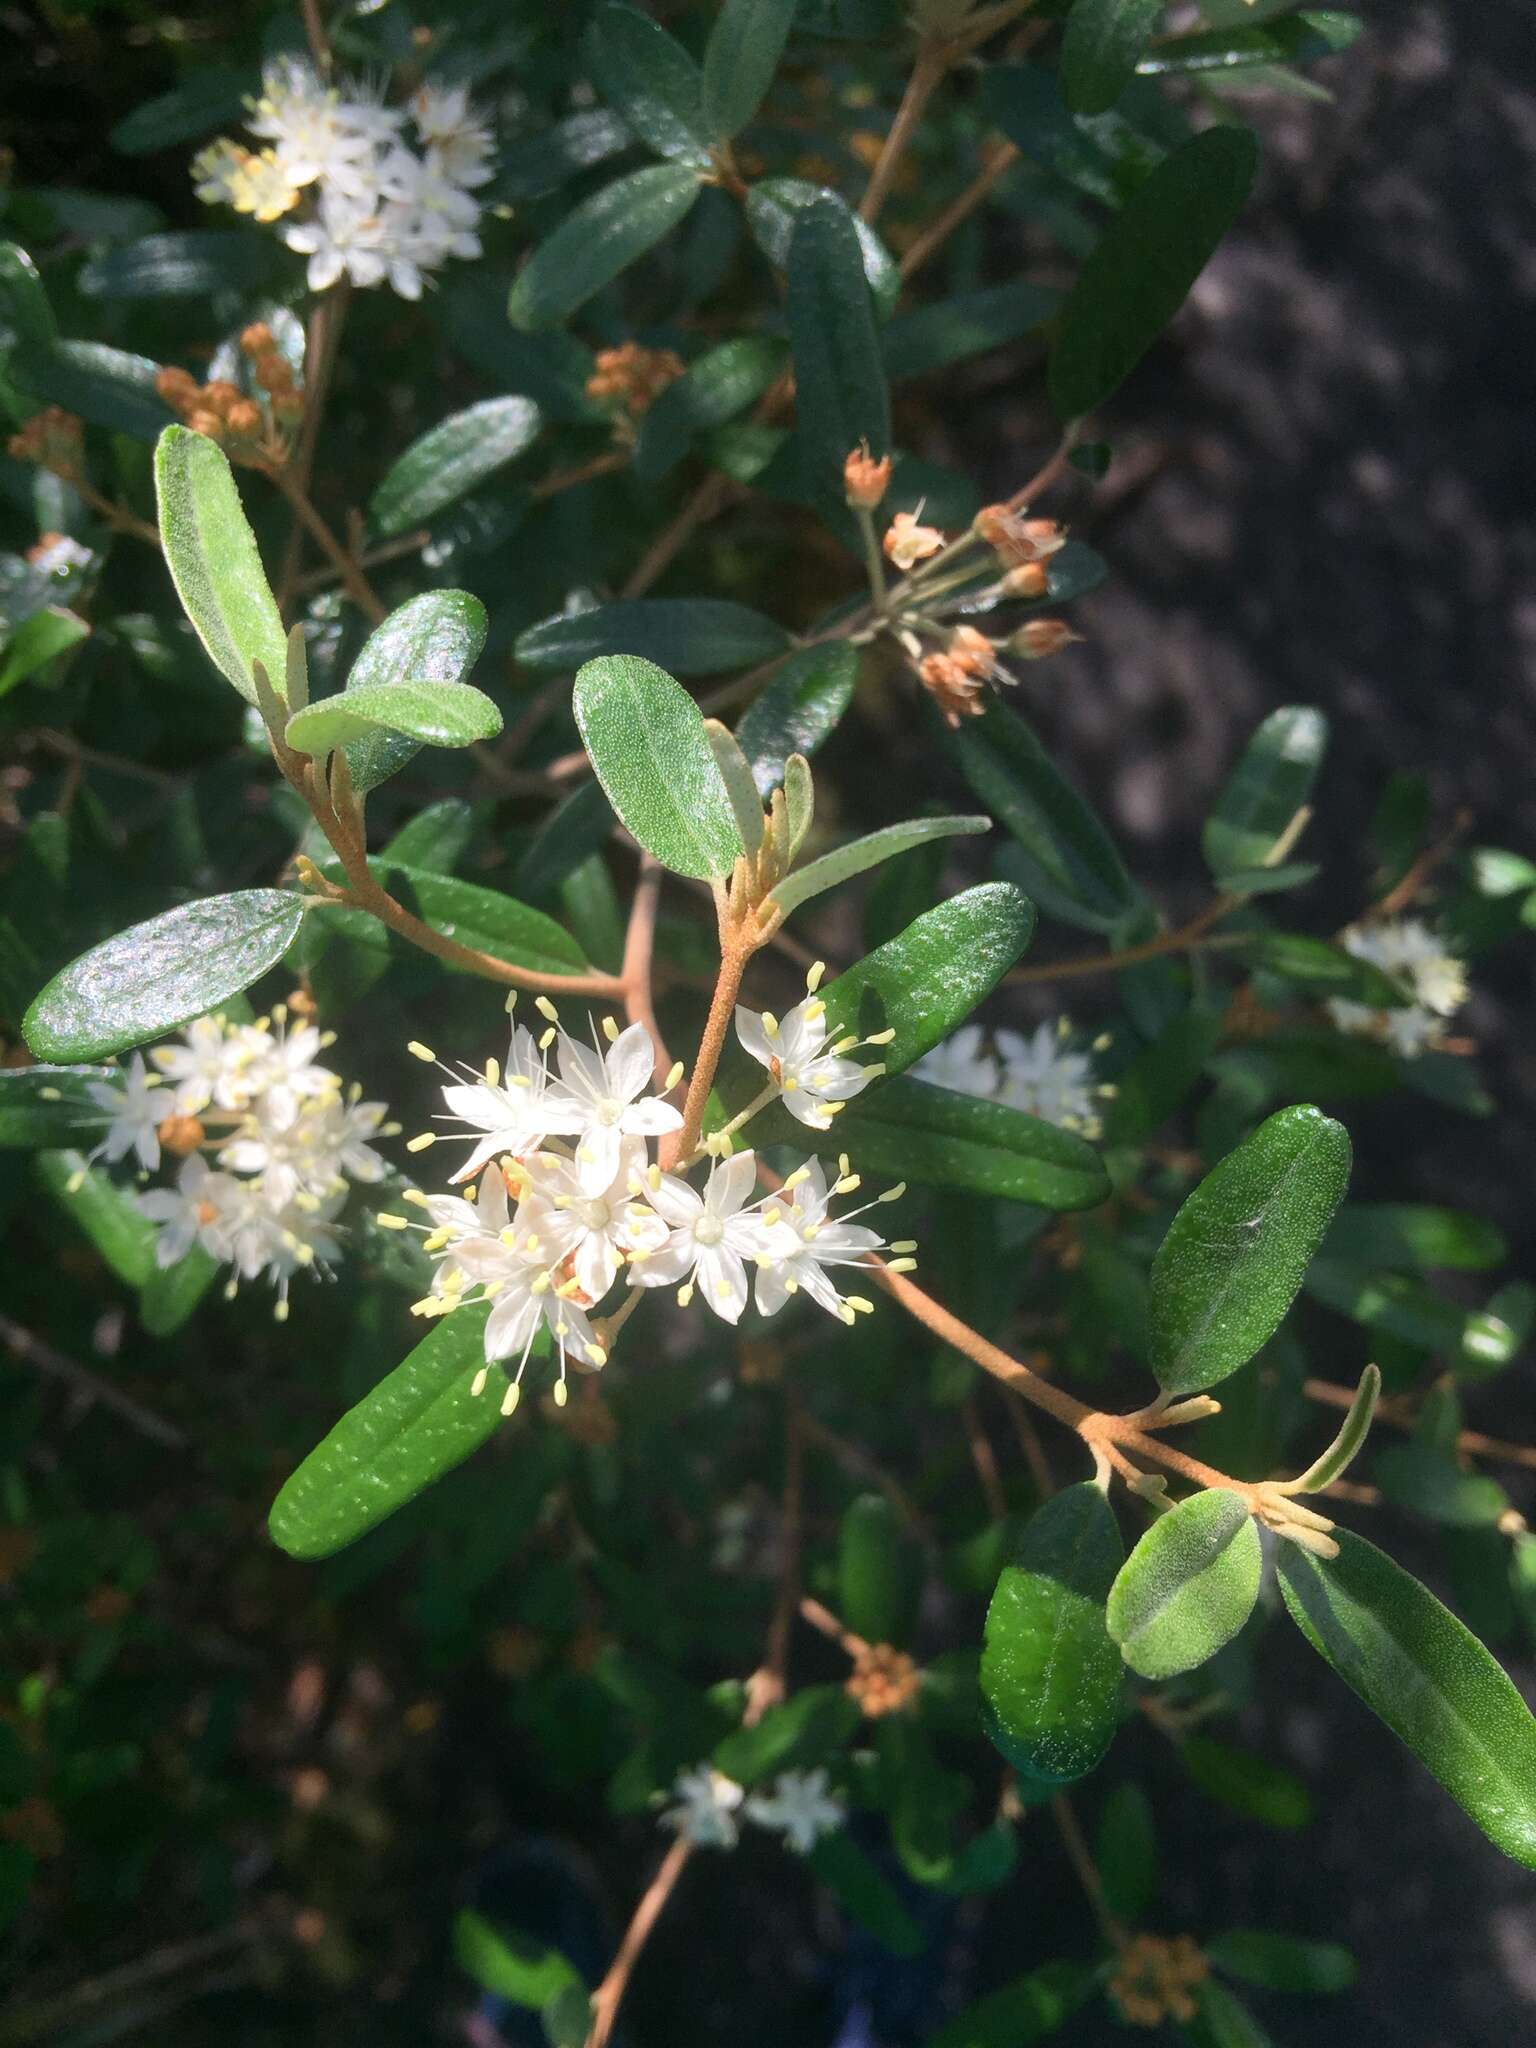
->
[437,1021,584,1183]
[527,1136,668,1304]
[136,1154,240,1266]
[734,993,881,1132]
[912,1023,998,1101]
[88,1054,162,1173]
[555,1020,683,1193]
[661,1767,745,1850]
[746,1768,845,1854]
[632,1150,775,1323]
[755,1159,890,1326]
[996,1021,1100,1132]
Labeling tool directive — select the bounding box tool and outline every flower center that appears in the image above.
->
[694,1214,725,1248]
[596,1098,622,1127]
[579,1197,612,1231]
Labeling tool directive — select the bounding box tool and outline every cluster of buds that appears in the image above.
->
[6,407,83,478]
[1107,1933,1209,2027]
[845,1642,921,1718]
[154,323,304,459]
[585,341,686,420]
[919,624,1005,727]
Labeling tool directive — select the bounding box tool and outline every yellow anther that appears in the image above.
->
[890,1239,917,1254]
[484,1057,500,1086]
[879,1182,907,1203]
[601,1015,619,1043]
[274,1298,290,1322]
[763,1012,780,1038]
[783,1167,811,1191]
[554,1380,569,1407]
[407,1132,436,1153]
[865,1028,896,1046]
[376,1213,409,1230]
[585,1343,606,1367]
[804,1000,826,1024]
[407,1040,436,1063]
[501,1381,520,1417]
[403,1188,430,1208]
[664,1060,685,1091]
[806,961,827,992]
[535,996,559,1023]
[886,1257,917,1275]
[539,1026,557,1051]
[847,1295,875,1315]
[472,1366,489,1398]
[677,1281,695,1308]
[835,1175,861,1195]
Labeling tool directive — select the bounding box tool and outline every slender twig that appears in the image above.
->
[858,42,950,225]
[1005,895,1240,987]
[799,1594,870,1658]
[663,919,749,1168]
[278,284,350,612]
[899,141,1022,282]
[798,1409,931,1542]
[0,1313,187,1449]
[271,464,386,625]
[584,1836,693,2048]
[1051,1794,1126,1949]
[963,1394,1009,1522]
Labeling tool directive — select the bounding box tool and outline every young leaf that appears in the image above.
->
[745,179,899,314]
[285,677,503,757]
[1061,0,1163,115]
[36,1149,157,1289]
[0,1065,114,1148]
[1149,1104,1352,1396]
[1288,1362,1379,1493]
[154,426,287,706]
[573,654,744,881]
[1279,1528,1536,1868]
[769,814,989,919]
[584,3,712,166]
[704,722,765,853]
[702,0,798,138]
[734,642,858,793]
[342,590,488,796]
[24,890,305,1062]
[369,397,542,536]
[786,198,890,509]
[453,1910,581,2008]
[507,165,703,331]
[1049,127,1259,421]
[1205,1930,1356,1996]
[517,598,788,676]
[269,1305,505,1559]
[838,1494,921,1648]
[1203,706,1328,880]
[1106,1490,1263,1680]
[633,336,784,480]
[980,1483,1125,1785]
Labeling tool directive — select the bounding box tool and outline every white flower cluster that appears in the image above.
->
[914,1018,1108,1135]
[1328,917,1469,1059]
[192,61,493,299]
[81,1006,391,1316]
[390,991,914,1411]
[661,1764,844,1854]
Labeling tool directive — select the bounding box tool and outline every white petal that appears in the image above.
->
[619,1097,684,1137]
[606,1020,658,1103]
[630,1235,696,1288]
[646,1174,704,1227]
[708,1149,760,1217]
[733,1006,775,1068]
[696,1245,748,1323]
[484,1289,539,1360]
[755,1261,792,1318]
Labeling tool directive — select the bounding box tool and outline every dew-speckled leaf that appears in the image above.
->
[518,598,788,677]
[770,814,989,918]
[343,590,488,796]
[0,242,57,353]
[1061,0,1163,114]
[702,0,798,138]
[1203,706,1329,880]
[369,397,542,536]
[735,641,858,794]
[286,677,502,756]
[584,3,711,166]
[36,1149,157,1288]
[980,1483,1125,1785]
[23,890,305,1062]
[0,1064,113,1148]
[508,165,702,330]
[1279,1528,1536,1868]
[1107,1490,1263,1680]
[269,1305,505,1560]
[1150,1104,1351,1395]
[573,654,743,881]
[155,426,287,706]
[786,197,890,507]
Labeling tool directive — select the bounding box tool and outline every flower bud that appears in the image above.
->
[202,379,244,415]
[154,366,200,413]
[1011,617,1080,660]
[186,409,226,442]
[225,398,263,440]
[1001,560,1049,600]
[253,350,294,393]
[919,651,985,728]
[239,321,276,357]
[271,391,306,426]
[157,1112,207,1157]
[843,443,893,510]
[947,624,996,676]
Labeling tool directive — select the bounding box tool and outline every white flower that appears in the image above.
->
[661,1767,745,1850]
[524,1136,669,1304]
[631,1150,775,1323]
[754,1158,895,1326]
[554,1019,683,1193]
[284,188,389,292]
[1328,918,1468,1059]
[746,1768,845,1854]
[136,1154,241,1266]
[734,992,882,1132]
[29,534,91,576]
[150,1014,245,1114]
[87,1055,162,1173]
[435,1021,584,1183]
[912,1024,998,1100]
[996,1021,1100,1132]
[248,58,386,198]
[227,148,301,224]
[411,82,496,188]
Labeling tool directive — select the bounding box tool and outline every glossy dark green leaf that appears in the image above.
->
[735,642,858,793]
[13,338,175,442]
[1373,1442,1509,1529]
[140,1242,220,1337]
[882,281,1059,382]
[323,862,588,979]
[771,814,988,918]
[573,654,743,881]
[515,782,616,903]
[24,890,305,1061]
[713,1684,859,1785]
[1062,0,1163,114]
[633,336,783,480]
[1107,1490,1262,1679]
[1203,707,1329,879]
[270,1305,507,1559]
[518,598,788,676]
[369,397,542,536]
[381,798,476,873]
[1323,1203,1506,1273]
[1205,1929,1355,1995]
[343,590,488,797]
[286,677,502,756]
[1150,1104,1351,1395]
[702,0,798,138]
[1049,127,1259,420]
[508,165,703,331]
[1182,1736,1313,1829]
[77,229,273,299]
[953,701,1139,932]
[584,3,712,165]
[981,1483,1125,1785]
[807,1833,922,1956]
[1138,11,1364,78]
[0,1064,113,1148]
[1304,1260,1520,1377]
[1192,1981,1275,2048]
[155,426,287,707]
[1280,1528,1536,1868]
[745,179,899,314]
[839,1495,922,1648]
[453,1910,581,2008]
[36,1149,157,1288]
[786,197,890,507]
[0,242,57,353]
[108,64,252,152]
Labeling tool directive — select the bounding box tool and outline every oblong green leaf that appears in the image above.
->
[1138,11,1364,79]
[11,339,175,442]
[745,179,899,315]
[1279,1527,1536,1867]
[770,814,989,919]
[1062,0,1163,115]
[1323,1202,1507,1274]
[1237,932,1408,1007]
[77,229,273,300]
[108,64,252,153]
[735,641,858,793]
[786,197,890,507]
[0,607,89,698]
[573,654,743,881]
[702,0,798,139]
[369,397,542,537]
[517,598,789,677]
[807,1833,922,1956]
[1182,1735,1312,1829]
[981,1483,1125,1784]
[343,590,488,796]
[584,3,712,166]
[269,1304,503,1559]
[453,1910,580,2008]
[1049,127,1259,421]
[713,1684,860,1786]
[0,1064,113,1148]
[0,242,57,354]
[508,164,703,331]
[1373,1442,1509,1529]
[140,1241,220,1337]
[23,890,305,1062]
[286,677,502,756]
[36,1149,157,1289]
[154,426,287,707]
[1304,1260,1520,1377]
[839,1494,921,1648]
[1289,1362,1379,1494]
[1203,706,1328,880]
[1107,1490,1263,1680]
[1150,1104,1352,1395]
[1205,1930,1356,1995]
[881,280,1059,383]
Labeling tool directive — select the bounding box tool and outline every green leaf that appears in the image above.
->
[1373,1442,1509,1529]
[1205,1929,1356,1995]
[584,3,712,165]
[1107,1490,1262,1680]
[1203,706,1329,879]
[154,426,287,707]
[1288,1362,1379,1494]
[713,1684,860,1785]
[1304,1260,1521,1377]
[1191,1981,1275,2048]
[882,281,1059,383]
[382,798,476,874]
[12,338,175,442]
[542,1984,593,2048]
[982,1484,1124,1785]
[952,701,1139,932]
[369,397,542,536]
[0,242,57,356]
[1149,1104,1352,1396]
[36,1149,157,1288]
[343,590,488,797]
[518,598,788,677]
[786,197,890,508]
[839,1495,921,1648]
[633,336,784,481]
[1323,1203,1506,1274]
[1139,12,1364,78]
[0,606,89,698]
[508,164,703,331]
[746,179,899,315]
[515,782,615,901]
[1182,1736,1313,1829]
[140,1242,220,1338]
[1048,127,1259,420]
[770,815,989,919]
[702,0,798,138]
[453,1909,581,2008]
[77,229,272,300]
[1103,1001,1226,1146]
[1096,1783,1158,1920]
[322,862,588,979]
[705,721,765,853]
[735,641,858,793]
[1279,1527,1536,1867]
[573,654,744,881]
[23,890,305,1062]
[1062,0,1164,114]
[1236,932,1409,1007]
[0,1064,113,1148]
[928,1961,1095,2048]
[286,677,502,756]
[109,64,252,153]
[807,1832,923,1956]
[270,1305,507,1559]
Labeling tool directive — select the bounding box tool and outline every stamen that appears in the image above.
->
[601,1015,619,1043]
[553,1379,569,1407]
[806,961,827,992]
[501,1381,520,1417]
[484,1056,500,1086]
[677,1281,695,1307]
[864,1028,896,1046]
[535,996,559,1023]
[878,1182,907,1203]
[407,1040,436,1063]
[407,1132,436,1152]
[375,1213,409,1230]
[664,1060,685,1091]
[472,1366,489,1397]
[762,1012,780,1038]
